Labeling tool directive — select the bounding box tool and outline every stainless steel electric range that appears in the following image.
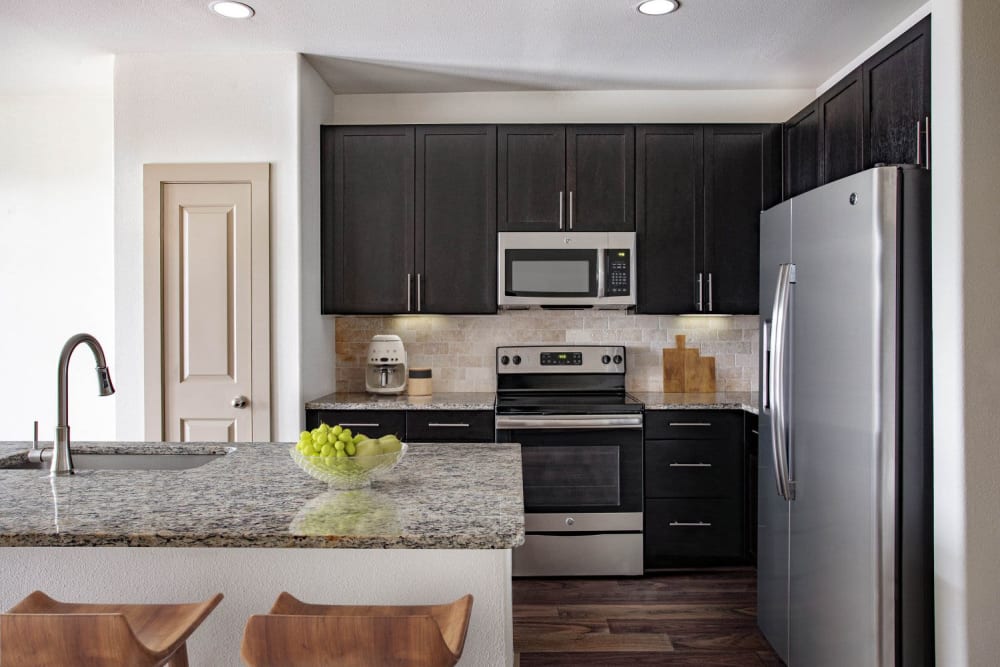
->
[494,345,644,576]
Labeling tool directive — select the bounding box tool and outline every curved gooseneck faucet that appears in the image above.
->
[51,333,115,476]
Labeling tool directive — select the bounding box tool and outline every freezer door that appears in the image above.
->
[787,168,898,667]
[756,199,792,663]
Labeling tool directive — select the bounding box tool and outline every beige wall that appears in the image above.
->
[333,312,758,394]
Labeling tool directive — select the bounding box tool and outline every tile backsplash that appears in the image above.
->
[334,311,759,394]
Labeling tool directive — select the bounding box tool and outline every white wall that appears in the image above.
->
[298,56,338,408]
[931,2,1000,664]
[0,91,115,442]
[113,53,302,441]
[331,89,813,125]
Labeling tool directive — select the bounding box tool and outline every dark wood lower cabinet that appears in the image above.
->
[305,410,405,439]
[305,408,494,443]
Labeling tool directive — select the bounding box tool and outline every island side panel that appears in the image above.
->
[0,547,514,666]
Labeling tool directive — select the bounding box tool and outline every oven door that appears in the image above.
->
[496,413,644,575]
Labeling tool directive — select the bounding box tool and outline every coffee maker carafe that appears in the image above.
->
[365,335,407,394]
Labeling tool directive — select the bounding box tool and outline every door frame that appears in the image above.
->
[142,163,271,440]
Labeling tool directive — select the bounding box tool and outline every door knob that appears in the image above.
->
[231,395,249,409]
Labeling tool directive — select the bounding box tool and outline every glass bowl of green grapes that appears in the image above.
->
[291,423,407,490]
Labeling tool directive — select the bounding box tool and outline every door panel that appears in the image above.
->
[566,126,635,231]
[757,199,791,664]
[182,418,235,442]
[498,125,566,231]
[787,169,885,667]
[162,182,252,442]
[819,70,865,184]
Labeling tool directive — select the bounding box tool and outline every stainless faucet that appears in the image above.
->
[50,333,115,476]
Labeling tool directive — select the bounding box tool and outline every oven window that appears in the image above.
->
[504,249,597,297]
[521,445,621,508]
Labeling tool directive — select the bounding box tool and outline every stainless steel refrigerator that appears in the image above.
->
[758,166,934,666]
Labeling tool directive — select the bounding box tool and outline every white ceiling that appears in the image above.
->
[2,0,928,95]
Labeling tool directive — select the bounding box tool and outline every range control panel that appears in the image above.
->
[605,249,631,296]
[497,346,626,374]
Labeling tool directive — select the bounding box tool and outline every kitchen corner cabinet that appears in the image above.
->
[644,410,747,568]
[498,125,635,232]
[637,124,779,314]
[783,101,820,199]
[321,125,497,315]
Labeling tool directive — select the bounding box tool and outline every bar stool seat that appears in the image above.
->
[1,590,223,667]
[241,591,474,667]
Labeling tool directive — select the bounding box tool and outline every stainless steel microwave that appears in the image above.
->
[498,232,637,309]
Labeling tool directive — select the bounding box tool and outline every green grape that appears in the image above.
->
[353,433,366,443]
[338,431,352,443]
[299,430,310,440]
[331,425,343,436]
[315,432,328,446]
[320,443,333,457]
[311,440,323,454]
[334,440,345,452]
[345,442,357,456]
[336,450,347,458]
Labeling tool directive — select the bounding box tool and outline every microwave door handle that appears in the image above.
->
[597,249,606,297]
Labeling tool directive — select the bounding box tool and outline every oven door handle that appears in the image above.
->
[495,415,643,430]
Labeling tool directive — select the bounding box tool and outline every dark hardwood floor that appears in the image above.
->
[513,568,785,666]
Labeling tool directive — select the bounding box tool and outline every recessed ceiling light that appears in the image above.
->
[210,1,255,19]
[638,0,679,16]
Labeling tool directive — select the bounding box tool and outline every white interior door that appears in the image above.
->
[144,164,270,442]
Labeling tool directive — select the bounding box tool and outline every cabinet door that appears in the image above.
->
[819,69,865,184]
[703,125,780,314]
[566,125,635,231]
[635,126,703,314]
[863,15,931,169]
[322,126,414,314]
[498,125,566,231]
[405,410,495,442]
[415,126,497,314]
[783,101,820,199]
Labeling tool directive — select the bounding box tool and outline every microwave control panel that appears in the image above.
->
[606,249,631,296]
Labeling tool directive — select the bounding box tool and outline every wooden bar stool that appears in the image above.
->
[1,590,223,667]
[241,591,473,667]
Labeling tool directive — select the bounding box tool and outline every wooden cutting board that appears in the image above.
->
[662,335,687,392]
[685,354,717,393]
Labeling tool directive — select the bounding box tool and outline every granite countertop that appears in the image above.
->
[0,441,523,550]
[631,391,759,415]
[306,392,496,411]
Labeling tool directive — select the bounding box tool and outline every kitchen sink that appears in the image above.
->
[0,451,230,471]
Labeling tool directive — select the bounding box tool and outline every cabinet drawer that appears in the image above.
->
[405,410,494,442]
[644,410,743,440]
[644,498,743,564]
[306,410,405,439]
[645,439,742,498]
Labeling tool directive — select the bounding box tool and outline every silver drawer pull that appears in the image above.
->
[426,423,470,428]
[668,422,712,427]
[751,429,759,435]
[669,521,712,527]
[669,462,712,468]
[337,423,380,428]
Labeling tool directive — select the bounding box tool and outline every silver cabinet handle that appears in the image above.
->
[426,423,470,428]
[769,262,796,500]
[669,462,712,468]
[416,273,422,312]
[915,119,922,167]
[558,191,564,230]
[924,115,931,170]
[496,414,643,430]
[696,272,704,311]
[406,273,412,312]
[668,422,712,427]
[751,429,759,435]
[707,272,713,312]
[669,521,712,527]
[338,423,380,428]
[231,395,249,409]
[568,191,574,230]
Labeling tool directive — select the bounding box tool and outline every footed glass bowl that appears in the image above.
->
[290,443,407,489]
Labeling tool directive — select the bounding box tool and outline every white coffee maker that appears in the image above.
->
[365,335,407,394]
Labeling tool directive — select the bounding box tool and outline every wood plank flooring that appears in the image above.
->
[513,568,785,666]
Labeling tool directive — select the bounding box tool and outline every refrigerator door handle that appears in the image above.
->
[762,319,771,410]
[769,262,796,501]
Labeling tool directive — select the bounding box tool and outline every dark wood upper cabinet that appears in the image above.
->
[498,125,566,231]
[636,125,703,314]
[322,126,414,314]
[704,125,780,314]
[566,126,635,231]
[499,125,635,231]
[322,125,497,315]
[415,125,497,314]
[819,68,865,184]
[637,124,778,315]
[863,15,931,169]
[783,101,820,199]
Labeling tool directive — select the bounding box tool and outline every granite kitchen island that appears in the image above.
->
[0,441,523,665]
